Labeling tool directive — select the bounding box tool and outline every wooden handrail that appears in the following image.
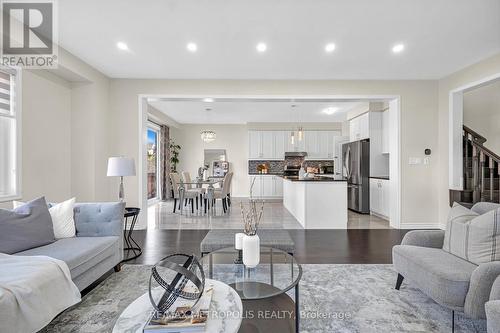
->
[463,125,487,145]
[471,141,500,165]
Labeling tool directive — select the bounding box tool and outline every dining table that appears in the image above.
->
[178,177,223,215]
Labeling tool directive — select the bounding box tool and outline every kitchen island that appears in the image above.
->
[282,176,348,229]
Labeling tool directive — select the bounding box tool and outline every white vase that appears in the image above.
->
[242,234,260,268]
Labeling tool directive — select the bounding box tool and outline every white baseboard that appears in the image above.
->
[399,223,442,230]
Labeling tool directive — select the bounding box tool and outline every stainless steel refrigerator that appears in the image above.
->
[342,140,370,214]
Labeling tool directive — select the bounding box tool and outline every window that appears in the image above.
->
[0,67,20,201]
[147,123,161,201]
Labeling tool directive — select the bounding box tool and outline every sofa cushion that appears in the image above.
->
[393,245,477,309]
[0,197,55,254]
[466,208,500,264]
[14,197,76,239]
[15,236,120,279]
[443,203,479,257]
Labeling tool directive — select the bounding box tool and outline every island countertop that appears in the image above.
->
[282,176,347,229]
[280,175,347,182]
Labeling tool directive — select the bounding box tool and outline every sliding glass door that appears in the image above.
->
[147,123,161,201]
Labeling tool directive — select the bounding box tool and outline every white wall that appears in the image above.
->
[19,70,72,204]
[110,79,440,227]
[438,52,500,225]
[463,79,500,154]
[0,48,113,209]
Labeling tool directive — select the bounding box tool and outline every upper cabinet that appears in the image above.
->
[349,112,370,142]
[248,130,286,159]
[249,130,339,160]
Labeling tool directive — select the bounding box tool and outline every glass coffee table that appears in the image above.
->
[200,247,302,333]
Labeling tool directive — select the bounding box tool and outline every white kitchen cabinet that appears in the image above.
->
[248,131,286,159]
[248,175,284,198]
[349,112,370,142]
[273,176,283,197]
[381,110,390,154]
[370,178,390,219]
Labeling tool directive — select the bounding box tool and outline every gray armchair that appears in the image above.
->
[393,230,500,331]
[487,277,500,333]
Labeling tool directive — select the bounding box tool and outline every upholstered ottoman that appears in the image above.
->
[200,229,295,256]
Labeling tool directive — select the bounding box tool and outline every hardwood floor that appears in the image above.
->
[125,228,410,265]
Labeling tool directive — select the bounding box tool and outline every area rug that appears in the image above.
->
[42,264,486,333]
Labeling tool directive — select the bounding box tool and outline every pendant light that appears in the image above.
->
[201,107,216,143]
[290,104,297,145]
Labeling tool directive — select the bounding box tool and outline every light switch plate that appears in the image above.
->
[409,157,421,165]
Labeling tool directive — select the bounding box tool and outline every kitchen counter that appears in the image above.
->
[282,177,347,229]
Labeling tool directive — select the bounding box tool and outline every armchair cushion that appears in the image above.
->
[465,261,500,319]
[393,245,477,309]
[401,230,445,248]
[443,203,479,255]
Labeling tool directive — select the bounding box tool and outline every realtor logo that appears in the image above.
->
[1,0,58,68]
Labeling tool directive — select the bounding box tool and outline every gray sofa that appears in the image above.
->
[392,202,500,331]
[15,202,125,291]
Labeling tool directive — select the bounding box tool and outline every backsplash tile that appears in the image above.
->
[248,159,334,174]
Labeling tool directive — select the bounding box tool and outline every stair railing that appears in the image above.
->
[465,126,500,204]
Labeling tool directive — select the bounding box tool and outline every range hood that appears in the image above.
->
[285,152,308,158]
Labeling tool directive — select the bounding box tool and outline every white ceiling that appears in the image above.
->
[148,100,366,124]
[59,0,500,80]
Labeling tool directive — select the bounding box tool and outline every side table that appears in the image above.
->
[122,207,141,262]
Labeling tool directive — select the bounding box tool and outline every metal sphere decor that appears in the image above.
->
[148,253,205,315]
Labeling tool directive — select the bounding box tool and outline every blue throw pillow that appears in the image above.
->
[0,196,56,254]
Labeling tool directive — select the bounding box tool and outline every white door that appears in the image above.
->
[274,131,286,159]
[305,131,318,158]
[261,131,274,158]
[316,131,330,159]
[261,176,274,197]
[369,179,380,215]
[249,131,262,159]
[273,176,283,197]
[381,179,390,217]
[359,113,370,140]
[249,175,262,198]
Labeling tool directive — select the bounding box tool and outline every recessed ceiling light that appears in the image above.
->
[116,41,129,51]
[203,97,214,103]
[256,43,267,53]
[322,107,339,115]
[325,43,336,53]
[187,42,198,52]
[392,43,405,53]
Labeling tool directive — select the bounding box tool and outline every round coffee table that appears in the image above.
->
[112,279,243,333]
[200,247,302,333]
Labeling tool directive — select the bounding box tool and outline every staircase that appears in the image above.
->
[449,125,500,207]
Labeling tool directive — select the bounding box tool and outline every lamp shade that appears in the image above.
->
[107,157,136,177]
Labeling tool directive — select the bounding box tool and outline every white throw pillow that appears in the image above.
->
[13,198,76,239]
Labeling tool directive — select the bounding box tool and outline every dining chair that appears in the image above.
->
[213,172,233,213]
[181,171,205,207]
[170,172,198,213]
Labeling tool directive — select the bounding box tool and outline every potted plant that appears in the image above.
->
[169,139,181,172]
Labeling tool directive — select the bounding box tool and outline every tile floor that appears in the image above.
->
[145,198,390,230]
